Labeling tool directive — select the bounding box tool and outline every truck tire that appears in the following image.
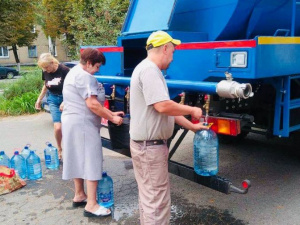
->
[290,131,300,146]
[218,131,249,144]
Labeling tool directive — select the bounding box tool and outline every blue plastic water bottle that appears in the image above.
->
[0,151,11,168]
[193,125,219,176]
[26,151,42,180]
[97,172,114,207]
[44,142,59,170]
[11,151,27,179]
[21,144,31,160]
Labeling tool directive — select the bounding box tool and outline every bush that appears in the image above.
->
[0,70,43,116]
[3,69,42,100]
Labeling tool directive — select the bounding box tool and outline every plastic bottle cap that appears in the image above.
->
[48,144,52,147]
[14,151,19,155]
[0,151,4,155]
[30,151,35,154]
[24,146,29,149]
[102,172,107,177]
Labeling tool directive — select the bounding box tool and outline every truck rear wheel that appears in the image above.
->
[218,131,249,144]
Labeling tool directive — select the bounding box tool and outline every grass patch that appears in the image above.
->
[0,70,43,116]
[0,81,13,90]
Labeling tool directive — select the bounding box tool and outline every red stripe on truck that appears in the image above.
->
[176,40,256,50]
[80,47,124,53]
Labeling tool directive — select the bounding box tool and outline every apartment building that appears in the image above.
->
[0,26,71,66]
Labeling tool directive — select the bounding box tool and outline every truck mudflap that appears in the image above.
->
[101,124,251,195]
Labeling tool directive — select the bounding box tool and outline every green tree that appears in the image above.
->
[39,0,74,56]
[0,0,38,70]
[40,0,130,59]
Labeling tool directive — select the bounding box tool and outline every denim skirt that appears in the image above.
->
[47,92,63,123]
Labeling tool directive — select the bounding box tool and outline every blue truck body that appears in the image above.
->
[79,0,300,194]
[82,0,300,139]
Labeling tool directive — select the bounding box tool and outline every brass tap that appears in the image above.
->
[125,86,130,101]
[179,92,185,105]
[125,86,130,114]
[110,85,115,100]
[203,94,210,116]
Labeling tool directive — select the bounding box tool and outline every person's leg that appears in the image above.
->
[138,196,145,225]
[84,180,111,214]
[53,122,62,159]
[130,140,171,225]
[73,178,87,202]
[130,140,146,224]
[47,93,63,159]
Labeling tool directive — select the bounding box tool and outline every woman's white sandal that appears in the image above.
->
[83,206,111,217]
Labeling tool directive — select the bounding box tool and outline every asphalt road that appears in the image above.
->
[0,112,300,225]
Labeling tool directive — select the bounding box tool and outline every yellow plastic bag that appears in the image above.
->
[0,166,26,195]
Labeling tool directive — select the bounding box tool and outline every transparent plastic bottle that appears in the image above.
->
[21,144,31,160]
[11,151,27,179]
[97,172,114,208]
[0,151,11,168]
[44,143,59,170]
[193,126,219,176]
[26,151,42,180]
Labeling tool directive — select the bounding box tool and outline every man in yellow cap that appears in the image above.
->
[130,30,207,224]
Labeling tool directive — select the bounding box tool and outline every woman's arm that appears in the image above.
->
[35,84,47,110]
[85,96,123,125]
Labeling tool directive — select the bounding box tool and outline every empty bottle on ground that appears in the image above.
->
[0,151,11,168]
[44,143,59,170]
[21,144,31,160]
[193,125,219,176]
[11,151,27,179]
[97,172,114,208]
[26,151,42,180]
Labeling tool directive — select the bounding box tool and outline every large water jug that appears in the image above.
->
[26,151,42,180]
[21,144,31,160]
[97,172,114,208]
[0,151,11,168]
[44,143,59,170]
[11,151,27,179]
[193,126,219,176]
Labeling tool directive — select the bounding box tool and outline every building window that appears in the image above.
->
[0,46,9,58]
[28,45,37,58]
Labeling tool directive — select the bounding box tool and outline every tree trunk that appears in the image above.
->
[48,36,56,56]
[12,44,20,71]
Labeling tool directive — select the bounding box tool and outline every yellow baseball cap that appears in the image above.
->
[146,31,181,50]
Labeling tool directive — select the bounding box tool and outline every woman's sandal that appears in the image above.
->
[72,199,87,208]
[58,149,63,161]
[83,206,111,217]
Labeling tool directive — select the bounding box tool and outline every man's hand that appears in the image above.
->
[191,107,203,120]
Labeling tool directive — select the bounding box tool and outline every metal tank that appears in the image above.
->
[84,0,300,140]
[122,0,300,41]
[81,0,300,194]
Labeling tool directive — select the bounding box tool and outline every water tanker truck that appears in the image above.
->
[82,0,300,194]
